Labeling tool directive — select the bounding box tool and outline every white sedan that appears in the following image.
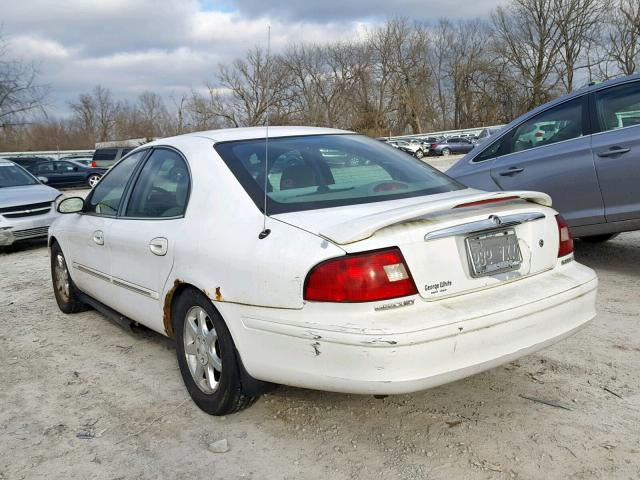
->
[50,127,597,415]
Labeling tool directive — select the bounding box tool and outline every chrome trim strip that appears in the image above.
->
[112,277,158,299]
[424,212,546,241]
[74,263,111,282]
[72,263,159,299]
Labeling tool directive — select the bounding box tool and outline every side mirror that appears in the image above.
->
[57,196,85,214]
[38,176,48,184]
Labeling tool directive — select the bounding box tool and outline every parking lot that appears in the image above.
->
[1,156,639,479]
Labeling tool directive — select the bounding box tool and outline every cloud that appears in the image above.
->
[0,0,501,116]
[223,0,503,22]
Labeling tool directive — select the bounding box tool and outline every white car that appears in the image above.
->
[49,126,598,415]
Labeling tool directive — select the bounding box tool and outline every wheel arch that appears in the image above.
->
[164,281,274,395]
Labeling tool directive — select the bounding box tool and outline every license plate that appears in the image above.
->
[465,229,522,277]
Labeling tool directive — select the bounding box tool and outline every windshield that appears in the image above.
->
[215,134,464,214]
[0,163,38,188]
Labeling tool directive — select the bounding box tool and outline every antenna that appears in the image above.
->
[258,25,272,240]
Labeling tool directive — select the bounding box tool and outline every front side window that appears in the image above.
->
[509,98,583,154]
[595,81,640,132]
[36,163,54,174]
[85,151,146,215]
[215,134,463,214]
[125,149,190,218]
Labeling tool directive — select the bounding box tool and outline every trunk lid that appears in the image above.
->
[273,189,558,301]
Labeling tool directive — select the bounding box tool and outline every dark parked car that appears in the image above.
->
[28,160,108,188]
[446,74,640,242]
[429,137,475,156]
[4,156,53,172]
[92,147,134,167]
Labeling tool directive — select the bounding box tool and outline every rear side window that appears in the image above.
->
[215,134,463,214]
[595,81,640,131]
[54,161,77,172]
[85,151,146,215]
[125,149,190,218]
[93,148,118,161]
[510,98,583,153]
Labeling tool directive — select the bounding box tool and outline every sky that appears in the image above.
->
[0,0,502,117]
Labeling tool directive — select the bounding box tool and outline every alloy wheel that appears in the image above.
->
[53,253,70,303]
[183,306,223,394]
[88,175,101,188]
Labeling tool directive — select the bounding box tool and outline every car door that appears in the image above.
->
[35,162,56,183]
[590,80,640,222]
[54,161,85,186]
[63,151,146,305]
[489,95,604,227]
[107,148,190,333]
[447,138,460,152]
[459,138,474,153]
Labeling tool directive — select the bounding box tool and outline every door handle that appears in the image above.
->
[149,237,168,256]
[499,167,525,176]
[92,230,104,245]
[597,147,630,157]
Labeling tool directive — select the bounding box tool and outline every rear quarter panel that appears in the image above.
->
[159,136,346,311]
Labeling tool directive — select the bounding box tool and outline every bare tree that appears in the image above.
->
[0,35,48,129]
[214,47,292,127]
[69,85,120,143]
[491,0,562,109]
[554,0,609,91]
[607,0,640,75]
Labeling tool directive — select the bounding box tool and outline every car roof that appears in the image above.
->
[0,158,13,165]
[520,73,640,118]
[149,126,353,146]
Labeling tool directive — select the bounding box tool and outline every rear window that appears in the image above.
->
[93,148,118,161]
[215,134,463,214]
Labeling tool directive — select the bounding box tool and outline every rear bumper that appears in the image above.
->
[223,260,597,394]
[0,209,59,246]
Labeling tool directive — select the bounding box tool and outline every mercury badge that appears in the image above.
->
[489,214,502,226]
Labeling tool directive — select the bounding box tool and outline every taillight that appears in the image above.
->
[431,143,438,148]
[304,248,418,302]
[556,215,574,257]
[91,160,97,167]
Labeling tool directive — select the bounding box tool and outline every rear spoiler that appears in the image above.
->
[320,190,552,245]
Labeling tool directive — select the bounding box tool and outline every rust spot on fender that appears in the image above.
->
[215,287,223,302]
[163,279,183,338]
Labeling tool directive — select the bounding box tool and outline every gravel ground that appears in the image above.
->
[1,162,639,479]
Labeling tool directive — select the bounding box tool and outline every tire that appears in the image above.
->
[88,174,101,188]
[51,242,88,314]
[173,289,258,415]
[415,149,424,159]
[580,233,619,243]
[441,148,451,156]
